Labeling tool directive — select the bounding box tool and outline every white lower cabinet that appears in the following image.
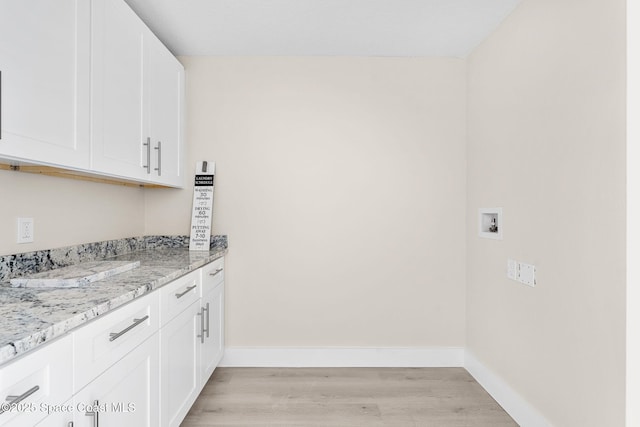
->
[160,301,201,427]
[33,399,74,426]
[159,258,226,427]
[200,257,225,382]
[0,335,73,427]
[200,283,224,382]
[74,333,160,427]
[73,292,160,393]
[0,257,224,427]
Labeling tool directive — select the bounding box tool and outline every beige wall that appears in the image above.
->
[628,0,640,423]
[0,170,145,255]
[4,8,628,419]
[146,57,467,347]
[466,0,626,426]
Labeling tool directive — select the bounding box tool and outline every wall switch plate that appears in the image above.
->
[507,259,517,280]
[17,217,34,244]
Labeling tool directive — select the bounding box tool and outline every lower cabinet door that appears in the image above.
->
[0,334,73,427]
[34,399,74,426]
[200,283,224,384]
[160,301,201,427]
[74,333,159,427]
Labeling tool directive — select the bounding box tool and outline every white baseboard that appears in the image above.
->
[464,351,552,427]
[220,347,464,367]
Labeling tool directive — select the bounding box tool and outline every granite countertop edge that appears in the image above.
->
[0,246,227,366]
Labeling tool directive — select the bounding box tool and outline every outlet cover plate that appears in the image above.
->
[17,217,34,244]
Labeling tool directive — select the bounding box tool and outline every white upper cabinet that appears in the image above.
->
[90,0,146,180]
[0,0,183,187]
[0,0,91,169]
[146,34,184,187]
[91,0,184,187]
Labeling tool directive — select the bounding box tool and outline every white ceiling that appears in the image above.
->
[124,0,522,57]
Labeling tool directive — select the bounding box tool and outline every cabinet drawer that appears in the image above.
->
[160,270,201,326]
[73,292,159,392]
[201,257,224,297]
[0,334,73,427]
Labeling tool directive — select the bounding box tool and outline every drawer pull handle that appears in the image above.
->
[109,315,149,342]
[175,284,197,299]
[85,399,99,427]
[209,267,223,277]
[0,385,39,414]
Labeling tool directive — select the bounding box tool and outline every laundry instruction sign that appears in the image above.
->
[189,161,215,251]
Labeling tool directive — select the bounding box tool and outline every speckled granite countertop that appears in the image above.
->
[0,236,227,366]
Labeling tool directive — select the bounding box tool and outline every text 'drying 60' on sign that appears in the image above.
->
[189,161,215,251]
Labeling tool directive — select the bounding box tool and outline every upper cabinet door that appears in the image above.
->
[91,0,146,180]
[146,34,184,188]
[91,0,184,186]
[0,0,90,169]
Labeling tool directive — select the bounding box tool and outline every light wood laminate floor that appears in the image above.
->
[181,368,517,426]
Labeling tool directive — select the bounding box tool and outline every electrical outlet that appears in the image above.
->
[17,217,34,244]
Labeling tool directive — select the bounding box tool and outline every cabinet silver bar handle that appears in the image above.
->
[109,315,149,342]
[204,302,210,338]
[209,268,223,277]
[197,307,205,344]
[0,385,39,414]
[68,422,74,427]
[143,137,151,174]
[175,284,197,299]
[85,399,99,427]
[154,141,162,176]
